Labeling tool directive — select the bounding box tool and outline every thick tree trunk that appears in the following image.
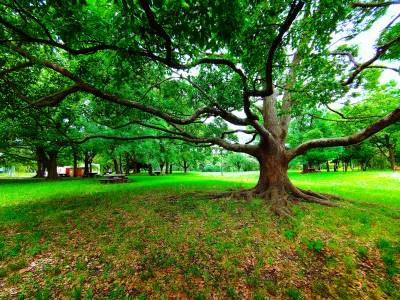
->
[148,164,153,176]
[35,147,46,178]
[236,141,337,215]
[165,162,169,174]
[36,158,45,178]
[254,144,288,194]
[47,151,58,180]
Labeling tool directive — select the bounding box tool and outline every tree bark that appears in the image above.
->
[250,141,302,216]
[46,151,58,179]
[165,161,169,174]
[148,164,153,176]
[36,158,45,178]
[170,164,172,174]
[326,161,330,172]
[34,147,46,178]
[217,138,338,216]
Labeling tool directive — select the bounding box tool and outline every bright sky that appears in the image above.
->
[347,5,400,84]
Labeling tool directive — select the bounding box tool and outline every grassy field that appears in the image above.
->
[0,171,399,299]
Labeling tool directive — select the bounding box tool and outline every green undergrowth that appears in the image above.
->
[0,171,399,298]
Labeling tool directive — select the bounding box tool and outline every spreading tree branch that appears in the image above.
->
[287,107,400,160]
[138,0,173,61]
[265,1,304,95]
[342,36,400,85]
[0,61,33,78]
[76,134,258,155]
[326,105,383,119]
[0,15,247,83]
[351,1,400,8]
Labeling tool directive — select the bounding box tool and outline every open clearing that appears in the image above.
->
[0,171,399,299]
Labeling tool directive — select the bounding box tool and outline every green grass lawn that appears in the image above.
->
[0,171,399,299]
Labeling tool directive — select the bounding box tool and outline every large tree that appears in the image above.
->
[1,0,399,214]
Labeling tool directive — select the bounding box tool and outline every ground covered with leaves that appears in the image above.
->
[0,171,399,299]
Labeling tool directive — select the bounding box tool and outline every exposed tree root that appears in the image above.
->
[157,181,340,218]
[285,180,339,207]
[298,188,330,201]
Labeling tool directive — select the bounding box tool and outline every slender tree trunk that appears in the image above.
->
[183,160,188,173]
[165,162,169,174]
[84,156,90,176]
[125,153,130,175]
[383,134,396,171]
[119,154,123,174]
[73,150,78,178]
[170,164,172,174]
[360,162,366,171]
[46,151,58,180]
[148,164,153,176]
[326,161,330,172]
[160,162,164,174]
[113,159,120,174]
[389,149,396,171]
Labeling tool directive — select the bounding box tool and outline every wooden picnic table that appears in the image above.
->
[58,173,70,177]
[84,172,98,178]
[104,173,127,178]
[100,173,128,184]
